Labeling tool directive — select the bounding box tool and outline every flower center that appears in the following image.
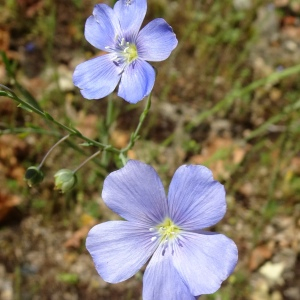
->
[122,42,138,63]
[157,218,181,243]
[106,37,138,67]
[150,218,182,255]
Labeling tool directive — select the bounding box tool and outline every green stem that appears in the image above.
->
[101,95,115,165]
[0,127,61,137]
[72,150,102,173]
[121,91,152,154]
[0,126,107,175]
[106,96,114,128]
[0,85,117,152]
[119,152,128,166]
[0,85,153,160]
[186,63,300,130]
[38,134,70,169]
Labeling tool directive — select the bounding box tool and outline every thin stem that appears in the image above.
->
[101,96,115,165]
[0,84,14,93]
[119,152,128,166]
[186,63,300,130]
[121,91,152,154]
[106,96,114,128]
[0,85,153,160]
[38,134,70,169]
[72,149,102,173]
[0,127,61,137]
[0,126,107,176]
[0,86,118,152]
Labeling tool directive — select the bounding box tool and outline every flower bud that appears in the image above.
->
[24,166,44,187]
[54,169,77,193]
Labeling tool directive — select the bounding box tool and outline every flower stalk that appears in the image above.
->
[72,150,102,174]
[0,85,113,151]
[24,134,70,187]
[0,84,153,164]
[121,90,152,154]
[38,134,70,169]
[54,150,102,193]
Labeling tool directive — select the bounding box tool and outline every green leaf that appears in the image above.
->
[0,91,10,97]
[17,84,42,111]
[69,125,83,136]
[17,103,33,112]
[0,87,15,99]
[79,142,94,147]
[43,112,54,121]
[0,51,13,77]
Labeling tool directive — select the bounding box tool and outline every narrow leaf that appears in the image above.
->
[17,103,33,112]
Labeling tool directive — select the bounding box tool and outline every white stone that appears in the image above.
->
[259,261,285,283]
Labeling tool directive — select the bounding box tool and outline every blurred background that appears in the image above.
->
[0,0,300,299]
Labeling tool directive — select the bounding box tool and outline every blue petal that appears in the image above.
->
[173,231,238,295]
[85,4,121,51]
[143,243,196,300]
[118,59,155,103]
[102,160,168,225]
[86,221,159,283]
[73,54,121,100]
[167,165,226,230]
[114,0,147,35]
[137,18,178,62]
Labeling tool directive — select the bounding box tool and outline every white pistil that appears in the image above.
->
[149,219,182,252]
[105,37,138,67]
[154,218,182,255]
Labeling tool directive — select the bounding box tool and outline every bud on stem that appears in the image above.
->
[54,169,77,193]
[24,166,44,187]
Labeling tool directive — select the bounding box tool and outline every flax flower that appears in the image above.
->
[86,160,238,299]
[73,0,177,103]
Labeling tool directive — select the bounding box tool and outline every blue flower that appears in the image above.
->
[86,160,238,299]
[73,0,178,104]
